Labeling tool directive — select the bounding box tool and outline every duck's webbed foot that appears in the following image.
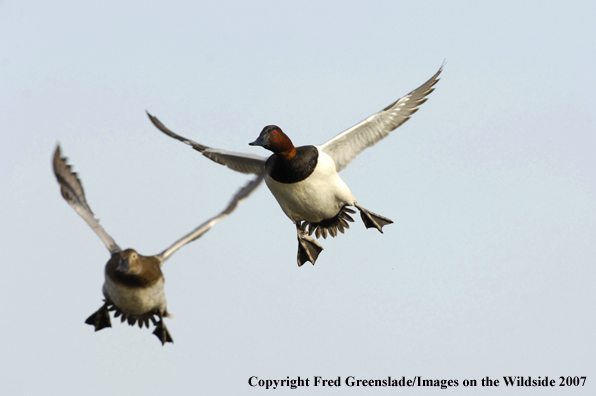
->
[152,314,174,346]
[85,301,112,331]
[354,204,393,233]
[296,222,323,266]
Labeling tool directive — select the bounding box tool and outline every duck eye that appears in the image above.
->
[273,130,277,135]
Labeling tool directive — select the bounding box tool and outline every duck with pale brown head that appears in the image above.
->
[53,145,263,344]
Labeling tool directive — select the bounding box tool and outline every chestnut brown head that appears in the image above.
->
[249,125,295,155]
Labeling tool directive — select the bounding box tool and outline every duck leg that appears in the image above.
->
[152,313,174,345]
[85,301,112,331]
[354,204,394,233]
[296,222,323,266]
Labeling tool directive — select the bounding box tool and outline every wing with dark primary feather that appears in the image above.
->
[53,146,121,254]
[147,112,267,175]
[157,174,264,263]
[319,65,442,172]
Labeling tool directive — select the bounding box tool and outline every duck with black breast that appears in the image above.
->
[147,65,442,266]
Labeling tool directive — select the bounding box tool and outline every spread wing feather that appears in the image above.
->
[157,174,264,263]
[147,112,267,175]
[53,146,121,254]
[319,65,442,172]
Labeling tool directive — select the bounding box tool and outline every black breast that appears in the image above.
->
[266,145,318,184]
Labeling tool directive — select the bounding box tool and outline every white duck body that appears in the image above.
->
[264,147,356,224]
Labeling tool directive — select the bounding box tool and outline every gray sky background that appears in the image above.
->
[1,1,595,394]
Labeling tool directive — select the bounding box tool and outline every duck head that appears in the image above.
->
[249,125,296,159]
[116,249,143,275]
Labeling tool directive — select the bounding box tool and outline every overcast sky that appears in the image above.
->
[1,1,595,394]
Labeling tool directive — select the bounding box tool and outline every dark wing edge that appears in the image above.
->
[53,145,121,254]
[157,174,265,263]
[146,111,267,175]
[319,64,443,172]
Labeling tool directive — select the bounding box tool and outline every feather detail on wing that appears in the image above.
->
[157,174,264,263]
[53,146,121,254]
[319,65,442,172]
[146,111,267,175]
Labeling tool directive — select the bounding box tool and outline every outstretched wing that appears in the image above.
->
[319,65,442,172]
[53,146,121,254]
[147,112,267,175]
[156,174,264,263]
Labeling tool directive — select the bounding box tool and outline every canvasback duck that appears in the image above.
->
[147,65,441,266]
[53,145,262,344]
